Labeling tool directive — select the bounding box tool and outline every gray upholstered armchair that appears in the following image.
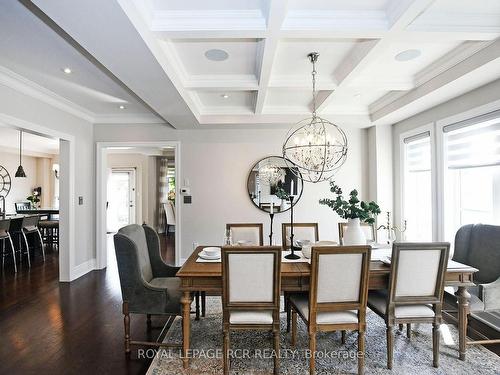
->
[451,224,500,340]
[114,224,183,354]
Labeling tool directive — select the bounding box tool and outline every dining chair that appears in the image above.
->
[367,242,450,369]
[289,246,371,375]
[222,246,281,375]
[114,224,184,354]
[226,223,264,246]
[281,223,319,248]
[338,222,376,244]
[0,218,17,272]
[21,215,45,265]
[163,201,175,237]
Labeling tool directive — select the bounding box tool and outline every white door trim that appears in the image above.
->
[0,113,76,282]
[95,141,181,269]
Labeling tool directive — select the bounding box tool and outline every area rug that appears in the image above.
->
[147,297,500,374]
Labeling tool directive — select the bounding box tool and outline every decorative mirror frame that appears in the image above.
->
[246,155,304,214]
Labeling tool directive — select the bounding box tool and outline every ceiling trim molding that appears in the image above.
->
[0,65,94,122]
[150,10,267,31]
[283,10,388,31]
[93,113,164,124]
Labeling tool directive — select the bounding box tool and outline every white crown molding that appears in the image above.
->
[414,40,496,86]
[151,10,267,31]
[283,10,388,31]
[0,65,165,125]
[184,74,259,90]
[0,65,94,122]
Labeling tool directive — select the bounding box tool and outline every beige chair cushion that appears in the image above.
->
[396,249,441,297]
[368,290,435,318]
[228,253,274,302]
[290,293,358,324]
[285,226,317,246]
[317,253,362,303]
[230,226,261,245]
[229,310,274,324]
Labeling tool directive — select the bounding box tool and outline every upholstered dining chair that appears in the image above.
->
[289,246,371,375]
[222,246,281,375]
[163,201,175,237]
[114,224,183,354]
[338,222,376,244]
[0,218,16,272]
[281,223,319,248]
[226,223,264,246]
[368,242,450,369]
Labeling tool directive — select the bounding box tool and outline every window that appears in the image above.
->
[443,111,500,241]
[402,131,433,241]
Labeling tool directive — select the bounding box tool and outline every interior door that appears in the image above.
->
[107,169,136,232]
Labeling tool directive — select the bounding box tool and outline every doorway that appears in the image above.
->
[106,168,136,233]
[96,142,181,269]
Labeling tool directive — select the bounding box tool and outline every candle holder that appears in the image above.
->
[268,212,274,245]
[285,195,300,259]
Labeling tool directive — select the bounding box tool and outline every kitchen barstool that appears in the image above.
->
[0,218,17,272]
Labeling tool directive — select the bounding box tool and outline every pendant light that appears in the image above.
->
[15,130,27,178]
[282,52,348,183]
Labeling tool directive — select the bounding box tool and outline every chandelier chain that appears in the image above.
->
[311,57,317,118]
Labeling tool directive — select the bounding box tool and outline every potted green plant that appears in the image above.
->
[319,181,380,245]
[274,186,289,211]
[27,190,41,209]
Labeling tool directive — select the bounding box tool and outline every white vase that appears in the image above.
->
[342,218,366,245]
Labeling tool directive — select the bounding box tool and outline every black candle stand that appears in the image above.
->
[268,212,274,246]
[284,195,300,259]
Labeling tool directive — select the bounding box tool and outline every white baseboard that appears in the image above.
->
[70,258,97,281]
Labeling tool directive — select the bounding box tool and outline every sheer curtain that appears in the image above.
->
[157,157,168,233]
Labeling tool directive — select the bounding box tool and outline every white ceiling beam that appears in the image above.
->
[315,0,435,113]
[371,39,500,123]
[254,0,289,114]
[153,30,268,39]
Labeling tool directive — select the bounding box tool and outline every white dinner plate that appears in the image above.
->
[199,248,221,260]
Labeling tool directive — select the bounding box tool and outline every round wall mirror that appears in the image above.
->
[247,156,304,213]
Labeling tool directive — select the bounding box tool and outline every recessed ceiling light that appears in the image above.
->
[205,49,229,62]
[395,49,421,62]
[221,94,229,99]
[62,67,72,74]
[119,105,126,109]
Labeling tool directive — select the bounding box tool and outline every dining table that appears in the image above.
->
[176,245,478,369]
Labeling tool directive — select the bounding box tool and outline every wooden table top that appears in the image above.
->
[177,246,478,281]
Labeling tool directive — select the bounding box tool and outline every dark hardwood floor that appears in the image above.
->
[0,233,175,375]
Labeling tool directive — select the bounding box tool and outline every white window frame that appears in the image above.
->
[436,101,500,241]
[399,123,438,241]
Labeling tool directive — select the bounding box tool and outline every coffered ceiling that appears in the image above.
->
[7,0,500,129]
[114,0,500,127]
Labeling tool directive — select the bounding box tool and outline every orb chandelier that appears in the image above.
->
[259,161,286,187]
[282,52,348,183]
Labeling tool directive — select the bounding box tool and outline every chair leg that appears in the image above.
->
[223,328,230,375]
[291,310,297,347]
[21,231,31,268]
[386,325,393,369]
[7,235,17,273]
[358,330,365,375]
[123,302,131,354]
[273,328,280,375]
[201,291,206,317]
[309,332,316,375]
[195,292,200,320]
[146,314,152,330]
[341,330,346,344]
[407,323,411,340]
[285,292,291,333]
[433,323,440,368]
[1,239,4,270]
[37,229,45,262]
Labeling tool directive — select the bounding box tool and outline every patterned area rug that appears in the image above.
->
[147,297,500,374]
